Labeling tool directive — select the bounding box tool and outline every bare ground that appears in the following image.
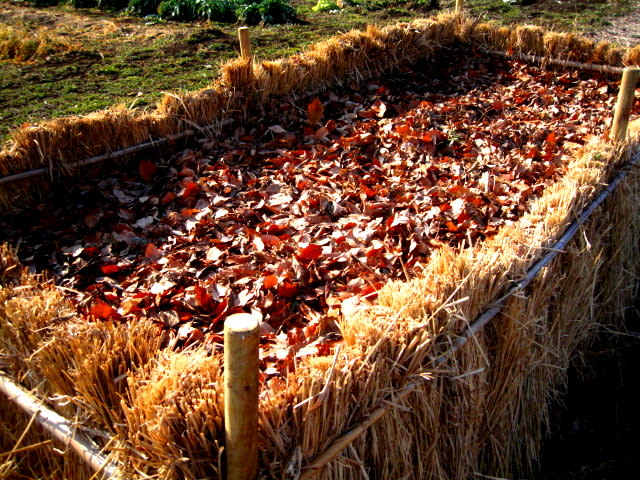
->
[587,2,640,46]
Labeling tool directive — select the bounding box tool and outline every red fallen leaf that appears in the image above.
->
[144,243,161,261]
[361,183,377,198]
[445,221,459,232]
[139,159,157,183]
[386,214,410,229]
[545,131,557,146]
[526,147,540,159]
[261,234,281,247]
[422,129,448,143]
[161,192,177,204]
[103,291,118,302]
[195,285,216,311]
[287,327,306,347]
[558,73,572,84]
[307,98,324,124]
[297,244,323,261]
[83,246,100,256]
[263,274,279,289]
[358,109,376,119]
[100,264,121,274]
[278,281,299,298]
[314,126,330,140]
[491,101,506,111]
[366,241,384,258]
[267,157,288,167]
[180,181,199,198]
[395,124,412,137]
[89,301,118,320]
[84,214,101,228]
[184,328,205,348]
[205,332,224,345]
[316,342,333,356]
[179,167,196,178]
[181,208,200,217]
[120,297,143,315]
[303,322,318,338]
[210,298,230,326]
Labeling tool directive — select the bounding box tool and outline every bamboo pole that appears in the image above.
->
[486,49,625,76]
[299,384,416,480]
[224,313,260,480]
[0,372,120,479]
[238,27,251,60]
[611,66,640,142]
[0,119,234,188]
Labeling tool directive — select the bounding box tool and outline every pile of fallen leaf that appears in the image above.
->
[1,45,632,374]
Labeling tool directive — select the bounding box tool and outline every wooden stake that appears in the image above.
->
[224,313,260,480]
[455,0,464,16]
[238,27,251,60]
[611,66,640,142]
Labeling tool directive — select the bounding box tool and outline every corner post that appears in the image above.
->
[238,27,252,60]
[611,66,640,142]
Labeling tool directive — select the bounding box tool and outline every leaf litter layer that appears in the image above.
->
[0,45,629,376]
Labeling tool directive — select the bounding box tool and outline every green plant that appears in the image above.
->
[236,0,261,25]
[196,0,237,22]
[27,0,60,6]
[127,0,162,15]
[71,0,131,9]
[312,0,339,13]
[257,0,296,24]
[157,0,198,20]
[70,0,98,7]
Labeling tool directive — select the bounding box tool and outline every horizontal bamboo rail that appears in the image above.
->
[485,49,625,75]
[0,372,120,479]
[0,119,234,187]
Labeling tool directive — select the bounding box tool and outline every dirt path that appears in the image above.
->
[587,3,640,46]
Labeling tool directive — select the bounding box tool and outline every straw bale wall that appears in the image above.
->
[1,13,639,211]
[1,12,640,480]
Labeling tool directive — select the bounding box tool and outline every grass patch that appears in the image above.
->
[467,0,637,30]
[0,0,637,141]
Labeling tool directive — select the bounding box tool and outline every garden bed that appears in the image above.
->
[1,14,640,480]
[0,46,628,361]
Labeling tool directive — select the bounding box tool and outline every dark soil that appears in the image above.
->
[536,301,640,479]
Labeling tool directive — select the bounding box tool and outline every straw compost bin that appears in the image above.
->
[1,12,640,480]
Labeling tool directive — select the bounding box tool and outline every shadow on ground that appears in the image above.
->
[536,299,640,479]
